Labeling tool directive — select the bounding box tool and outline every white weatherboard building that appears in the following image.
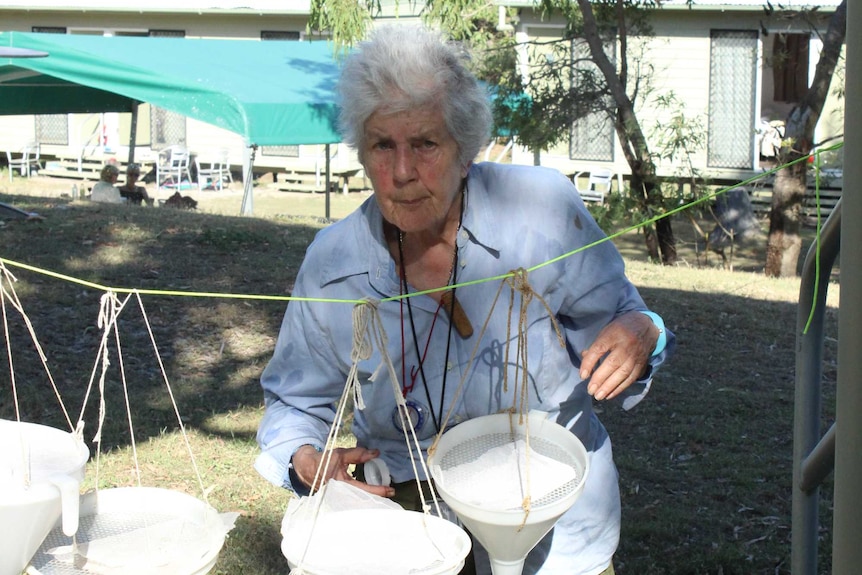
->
[500,0,844,184]
[0,1,844,189]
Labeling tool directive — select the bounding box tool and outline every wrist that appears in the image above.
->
[289,444,323,492]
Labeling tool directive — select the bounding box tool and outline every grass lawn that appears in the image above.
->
[0,174,838,574]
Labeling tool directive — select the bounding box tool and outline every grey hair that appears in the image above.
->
[336,25,492,166]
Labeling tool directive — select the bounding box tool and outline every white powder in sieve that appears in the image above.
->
[439,439,577,510]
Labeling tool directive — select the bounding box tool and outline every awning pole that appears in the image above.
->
[240,145,256,216]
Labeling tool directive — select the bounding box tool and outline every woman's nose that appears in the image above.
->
[392,147,416,182]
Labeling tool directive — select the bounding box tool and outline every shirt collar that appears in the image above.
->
[315,164,500,291]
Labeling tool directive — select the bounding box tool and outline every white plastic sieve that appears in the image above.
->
[28,486,228,575]
[428,410,589,575]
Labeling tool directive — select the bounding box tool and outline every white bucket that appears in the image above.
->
[28,486,227,575]
[428,411,590,575]
[0,419,89,575]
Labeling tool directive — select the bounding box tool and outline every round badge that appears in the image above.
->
[391,399,427,435]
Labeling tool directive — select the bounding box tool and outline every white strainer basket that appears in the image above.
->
[428,410,590,575]
[28,486,228,575]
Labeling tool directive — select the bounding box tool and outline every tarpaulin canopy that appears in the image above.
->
[0,31,342,147]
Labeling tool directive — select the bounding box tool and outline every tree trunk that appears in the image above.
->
[577,0,677,264]
[765,159,807,276]
[764,0,846,277]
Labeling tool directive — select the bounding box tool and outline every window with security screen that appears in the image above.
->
[35,115,69,145]
[707,30,758,169]
[569,38,615,162]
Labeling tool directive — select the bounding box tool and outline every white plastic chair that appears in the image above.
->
[195,148,233,191]
[6,142,41,182]
[156,145,192,189]
[573,167,614,203]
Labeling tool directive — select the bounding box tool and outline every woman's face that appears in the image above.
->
[362,105,468,235]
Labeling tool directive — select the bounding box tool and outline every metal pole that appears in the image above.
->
[792,202,840,574]
[240,145,256,216]
[833,0,862,572]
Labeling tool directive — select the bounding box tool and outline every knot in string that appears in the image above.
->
[350,299,379,364]
[509,267,533,300]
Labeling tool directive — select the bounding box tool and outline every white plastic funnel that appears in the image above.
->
[0,419,88,575]
[428,411,589,575]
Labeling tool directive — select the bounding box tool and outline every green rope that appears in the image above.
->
[0,141,842,318]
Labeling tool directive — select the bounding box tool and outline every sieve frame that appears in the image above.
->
[427,410,590,526]
[28,486,226,575]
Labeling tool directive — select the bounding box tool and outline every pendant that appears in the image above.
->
[392,400,428,435]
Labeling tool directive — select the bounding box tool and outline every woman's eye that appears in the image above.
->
[372,140,393,151]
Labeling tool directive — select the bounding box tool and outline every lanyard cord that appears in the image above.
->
[397,185,465,434]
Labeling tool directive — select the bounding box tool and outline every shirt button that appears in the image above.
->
[446,361,454,371]
[460,230,468,240]
[459,260,466,267]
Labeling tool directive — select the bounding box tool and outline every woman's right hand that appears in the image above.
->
[291,445,396,498]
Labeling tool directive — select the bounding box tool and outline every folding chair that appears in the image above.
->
[573,167,614,203]
[195,148,233,191]
[5,142,41,182]
[156,145,192,189]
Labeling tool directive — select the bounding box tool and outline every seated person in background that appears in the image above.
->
[117,163,154,206]
[90,164,124,204]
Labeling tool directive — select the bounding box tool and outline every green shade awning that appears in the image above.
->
[0,32,343,146]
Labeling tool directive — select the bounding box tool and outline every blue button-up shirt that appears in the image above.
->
[256,162,674,575]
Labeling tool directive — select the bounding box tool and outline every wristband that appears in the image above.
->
[640,311,666,357]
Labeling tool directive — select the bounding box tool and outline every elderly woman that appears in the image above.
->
[117,163,154,206]
[256,25,674,575]
[89,163,123,204]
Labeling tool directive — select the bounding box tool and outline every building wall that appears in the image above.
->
[510,6,844,183]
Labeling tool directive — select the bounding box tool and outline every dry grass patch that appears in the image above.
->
[1,175,838,574]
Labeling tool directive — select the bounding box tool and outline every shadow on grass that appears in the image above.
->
[0,193,839,574]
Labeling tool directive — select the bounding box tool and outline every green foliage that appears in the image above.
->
[649,91,710,208]
[308,0,502,48]
[421,0,500,42]
[308,0,378,48]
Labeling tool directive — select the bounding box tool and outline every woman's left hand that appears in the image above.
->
[580,311,659,401]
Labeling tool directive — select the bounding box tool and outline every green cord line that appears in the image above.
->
[0,142,841,318]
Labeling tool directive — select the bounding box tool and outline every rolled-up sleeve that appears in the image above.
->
[254,271,349,491]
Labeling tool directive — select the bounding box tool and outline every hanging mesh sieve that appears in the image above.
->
[428,411,590,575]
[28,487,229,575]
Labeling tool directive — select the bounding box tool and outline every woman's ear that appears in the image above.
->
[461,161,472,179]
